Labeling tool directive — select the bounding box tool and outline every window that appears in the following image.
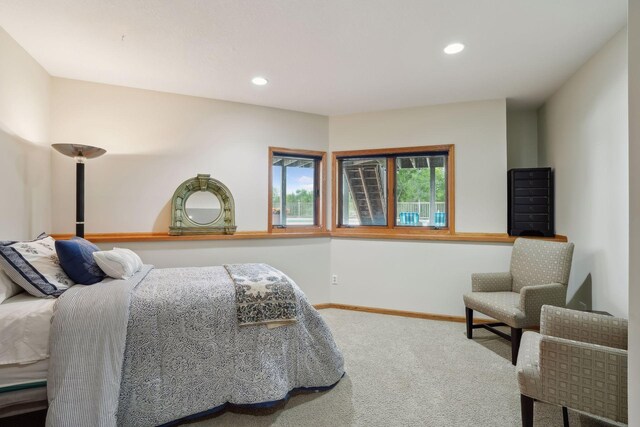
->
[340,157,388,226]
[333,145,454,233]
[269,147,326,231]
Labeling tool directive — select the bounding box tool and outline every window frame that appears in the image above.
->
[332,145,455,235]
[268,147,327,233]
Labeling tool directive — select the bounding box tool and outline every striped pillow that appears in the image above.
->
[0,234,74,298]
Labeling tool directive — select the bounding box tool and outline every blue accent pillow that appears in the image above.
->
[55,237,105,285]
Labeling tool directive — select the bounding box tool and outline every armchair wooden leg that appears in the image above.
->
[511,327,523,365]
[520,394,534,427]
[562,406,569,427]
[465,307,473,339]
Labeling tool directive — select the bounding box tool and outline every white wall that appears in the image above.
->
[627,1,639,424]
[49,78,332,303]
[50,78,328,233]
[330,99,508,233]
[538,29,628,317]
[50,90,513,314]
[507,110,538,169]
[98,238,331,304]
[0,27,51,240]
[330,239,513,315]
[328,100,512,315]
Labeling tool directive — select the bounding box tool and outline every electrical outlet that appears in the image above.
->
[331,274,338,285]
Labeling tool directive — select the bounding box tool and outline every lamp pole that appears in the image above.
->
[51,144,106,239]
[76,157,85,238]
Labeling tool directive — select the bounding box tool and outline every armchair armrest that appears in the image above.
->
[471,272,512,292]
[540,335,628,423]
[518,283,566,325]
[540,305,628,349]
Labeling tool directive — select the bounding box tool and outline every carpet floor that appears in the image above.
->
[189,309,620,427]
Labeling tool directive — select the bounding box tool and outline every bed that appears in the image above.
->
[0,263,344,426]
[0,293,54,417]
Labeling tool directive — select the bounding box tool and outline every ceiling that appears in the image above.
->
[0,0,627,116]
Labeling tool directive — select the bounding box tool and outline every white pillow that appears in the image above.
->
[0,234,74,298]
[0,268,23,303]
[92,248,143,279]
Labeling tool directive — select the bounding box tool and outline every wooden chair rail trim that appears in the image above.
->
[313,303,495,324]
[50,231,568,244]
[50,231,331,243]
[330,230,568,243]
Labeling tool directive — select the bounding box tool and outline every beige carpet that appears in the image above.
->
[190,309,622,427]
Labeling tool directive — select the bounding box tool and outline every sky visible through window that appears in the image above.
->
[272,166,314,195]
[272,160,316,226]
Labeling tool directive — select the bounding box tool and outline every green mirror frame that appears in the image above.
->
[169,174,237,235]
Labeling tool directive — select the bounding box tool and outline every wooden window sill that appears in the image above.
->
[330,230,568,243]
[270,226,326,233]
[51,231,567,244]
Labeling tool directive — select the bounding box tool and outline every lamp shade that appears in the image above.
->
[52,143,106,159]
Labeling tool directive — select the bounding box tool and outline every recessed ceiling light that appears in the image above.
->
[252,76,268,86]
[444,43,465,55]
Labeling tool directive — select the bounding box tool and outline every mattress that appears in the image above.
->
[0,359,48,392]
[0,294,52,416]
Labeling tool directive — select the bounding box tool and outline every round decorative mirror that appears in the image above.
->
[169,174,237,235]
[184,191,221,224]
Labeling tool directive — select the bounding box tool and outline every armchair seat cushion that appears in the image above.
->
[462,291,528,328]
[516,331,542,401]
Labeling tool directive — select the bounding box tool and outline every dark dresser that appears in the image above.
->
[508,168,554,237]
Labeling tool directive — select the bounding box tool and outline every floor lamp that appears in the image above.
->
[52,144,106,238]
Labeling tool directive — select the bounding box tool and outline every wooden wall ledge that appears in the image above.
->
[330,230,568,243]
[50,231,567,244]
[50,231,331,243]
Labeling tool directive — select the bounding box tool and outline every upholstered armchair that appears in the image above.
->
[517,305,628,427]
[463,238,574,364]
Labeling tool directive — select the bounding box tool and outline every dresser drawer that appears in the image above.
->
[514,222,551,232]
[515,213,549,222]
[514,196,549,205]
[514,188,549,197]
[513,170,550,180]
[514,179,549,188]
[513,205,549,214]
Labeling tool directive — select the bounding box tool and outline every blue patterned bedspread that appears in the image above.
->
[47,265,344,427]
